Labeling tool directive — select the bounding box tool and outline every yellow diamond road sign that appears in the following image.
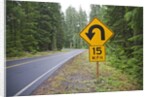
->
[89,45,105,62]
[80,18,114,45]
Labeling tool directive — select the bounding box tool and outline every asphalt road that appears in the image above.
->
[6,49,85,96]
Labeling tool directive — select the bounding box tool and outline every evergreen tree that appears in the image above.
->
[6,1,65,56]
[90,5,143,87]
[64,6,87,48]
[124,7,143,85]
[21,2,38,52]
[56,12,65,50]
[6,1,24,56]
[65,6,78,48]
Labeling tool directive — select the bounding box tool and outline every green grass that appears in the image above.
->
[32,50,142,95]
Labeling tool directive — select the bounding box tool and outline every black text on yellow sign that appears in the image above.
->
[89,45,105,62]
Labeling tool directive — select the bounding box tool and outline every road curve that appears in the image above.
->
[6,49,85,96]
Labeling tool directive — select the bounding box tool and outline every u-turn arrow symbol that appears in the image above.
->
[86,24,105,40]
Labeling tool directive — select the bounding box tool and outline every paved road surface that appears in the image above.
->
[6,49,85,96]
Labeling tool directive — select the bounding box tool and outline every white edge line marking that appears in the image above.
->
[14,51,83,96]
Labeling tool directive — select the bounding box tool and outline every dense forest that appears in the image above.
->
[7,1,64,56]
[90,5,143,86]
[6,1,143,86]
[6,1,88,57]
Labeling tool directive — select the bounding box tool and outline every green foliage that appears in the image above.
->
[6,1,65,57]
[7,1,143,88]
[64,6,87,48]
[7,1,88,57]
[128,34,143,42]
[90,5,143,87]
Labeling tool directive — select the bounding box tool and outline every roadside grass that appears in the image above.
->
[32,50,142,95]
[7,48,71,61]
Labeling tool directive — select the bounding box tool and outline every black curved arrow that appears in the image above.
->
[86,24,105,40]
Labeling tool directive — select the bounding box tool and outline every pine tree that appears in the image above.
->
[89,5,143,87]
[64,6,87,48]
[6,1,24,56]
[6,1,65,57]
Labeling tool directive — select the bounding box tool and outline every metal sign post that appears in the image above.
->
[96,62,99,79]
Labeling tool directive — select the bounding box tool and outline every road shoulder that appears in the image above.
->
[32,51,142,95]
